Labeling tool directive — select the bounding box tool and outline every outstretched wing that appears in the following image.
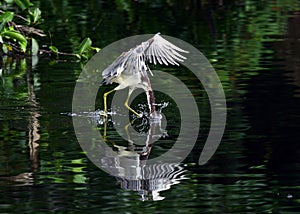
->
[101,45,148,84]
[101,33,188,84]
[145,33,188,66]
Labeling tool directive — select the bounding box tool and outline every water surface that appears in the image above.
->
[1,0,300,213]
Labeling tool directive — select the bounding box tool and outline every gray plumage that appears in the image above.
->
[101,33,188,117]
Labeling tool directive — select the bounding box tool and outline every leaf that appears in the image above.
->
[2,43,8,53]
[33,7,41,23]
[0,11,14,23]
[90,47,101,52]
[7,44,13,51]
[1,30,27,52]
[1,30,27,43]
[49,45,58,54]
[14,0,32,10]
[19,40,27,52]
[4,0,14,4]
[78,37,92,55]
[31,38,39,55]
[0,11,14,32]
[29,7,42,23]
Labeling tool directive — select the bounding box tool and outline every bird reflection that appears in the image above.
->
[95,111,187,201]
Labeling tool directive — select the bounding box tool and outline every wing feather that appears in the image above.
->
[102,48,145,83]
[145,33,188,66]
[102,33,188,84]
[158,45,177,65]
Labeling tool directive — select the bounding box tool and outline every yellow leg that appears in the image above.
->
[103,89,115,116]
[124,118,137,146]
[125,95,142,117]
[103,116,107,141]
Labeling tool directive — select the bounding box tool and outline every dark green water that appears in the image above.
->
[1,0,300,213]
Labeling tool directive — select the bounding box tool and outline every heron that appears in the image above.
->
[101,33,188,117]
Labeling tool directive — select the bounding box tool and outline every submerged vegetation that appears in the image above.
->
[0,0,99,59]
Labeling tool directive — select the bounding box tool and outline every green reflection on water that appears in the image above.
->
[0,0,300,213]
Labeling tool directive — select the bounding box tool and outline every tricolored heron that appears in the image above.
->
[101,33,188,117]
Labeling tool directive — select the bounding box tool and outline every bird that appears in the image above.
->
[100,33,188,117]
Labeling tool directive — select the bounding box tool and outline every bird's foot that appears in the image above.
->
[100,109,111,117]
[132,112,143,118]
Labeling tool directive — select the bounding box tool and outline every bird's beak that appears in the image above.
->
[100,79,106,85]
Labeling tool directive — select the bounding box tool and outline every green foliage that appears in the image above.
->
[0,0,42,54]
[49,45,58,55]
[0,0,98,59]
[29,7,41,23]
[0,11,14,31]
[76,37,100,60]
[1,29,27,52]
[78,37,92,56]
[14,0,32,10]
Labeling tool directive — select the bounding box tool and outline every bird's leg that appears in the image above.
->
[125,97,142,117]
[103,89,115,116]
[125,88,142,117]
[124,118,137,149]
[144,79,156,117]
[146,89,156,114]
[103,116,107,140]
